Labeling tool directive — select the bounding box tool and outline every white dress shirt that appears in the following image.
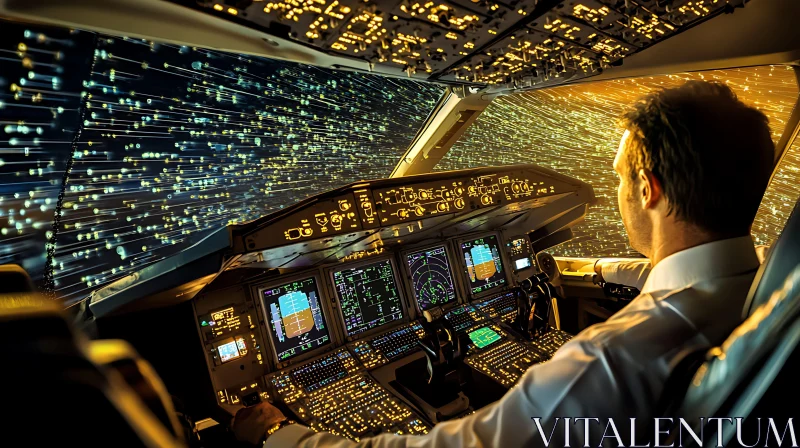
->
[597,243,769,291]
[267,236,760,448]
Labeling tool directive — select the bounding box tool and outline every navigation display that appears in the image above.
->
[262,277,331,362]
[333,260,404,336]
[406,246,458,311]
[460,235,506,296]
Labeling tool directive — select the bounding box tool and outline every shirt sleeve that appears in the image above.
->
[599,259,651,290]
[265,333,631,448]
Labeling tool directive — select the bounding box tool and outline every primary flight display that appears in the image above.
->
[460,235,506,296]
[261,277,331,361]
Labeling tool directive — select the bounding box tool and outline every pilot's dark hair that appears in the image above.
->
[619,80,775,236]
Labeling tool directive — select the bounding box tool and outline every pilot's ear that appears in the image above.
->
[638,168,662,209]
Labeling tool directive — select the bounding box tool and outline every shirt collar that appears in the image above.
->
[641,235,759,294]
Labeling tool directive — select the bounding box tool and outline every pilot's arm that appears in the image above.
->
[237,308,667,448]
[591,243,769,292]
[593,258,652,290]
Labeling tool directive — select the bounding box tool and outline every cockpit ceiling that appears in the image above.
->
[167,0,747,88]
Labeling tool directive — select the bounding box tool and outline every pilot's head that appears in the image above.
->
[614,80,774,259]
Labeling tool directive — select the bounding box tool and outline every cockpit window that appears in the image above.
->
[0,20,443,303]
[437,66,800,258]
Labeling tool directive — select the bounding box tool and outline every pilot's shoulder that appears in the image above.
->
[568,288,702,352]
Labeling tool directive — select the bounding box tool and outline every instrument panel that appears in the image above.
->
[193,164,588,437]
[193,228,570,433]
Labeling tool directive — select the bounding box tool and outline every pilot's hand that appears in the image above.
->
[593,260,605,284]
[232,401,287,445]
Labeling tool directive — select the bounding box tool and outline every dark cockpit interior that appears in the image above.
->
[1,0,800,446]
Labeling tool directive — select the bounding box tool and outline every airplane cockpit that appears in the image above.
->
[1,0,800,446]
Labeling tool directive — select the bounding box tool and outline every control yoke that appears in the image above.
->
[515,272,558,339]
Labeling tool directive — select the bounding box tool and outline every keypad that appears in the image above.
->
[530,328,573,357]
[474,291,518,321]
[445,305,485,334]
[350,323,425,369]
[268,348,430,442]
[464,325,546,387]
[290,350,359,392]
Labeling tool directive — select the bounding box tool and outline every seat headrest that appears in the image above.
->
[743,198,800,317]
[0,292,74,341]
[0,264,36,293]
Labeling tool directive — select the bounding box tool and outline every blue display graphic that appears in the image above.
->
[0,19,442,304]
[217,340,241,363]
[262,277,330,361]
[461,235,506,295]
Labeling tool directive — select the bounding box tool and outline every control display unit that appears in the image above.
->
[333,259,404,336]
[261,277,331,362]
[460,235,506,296]
[405,246,457,311]
[464,326,547,387]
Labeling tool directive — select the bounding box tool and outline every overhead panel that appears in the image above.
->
[171,0,748,89]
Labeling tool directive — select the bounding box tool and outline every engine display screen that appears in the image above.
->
[217,337,247,363]
[217,341,240,362]
[262,277,331,362]
[468,327,501,349]
[333,259,404,336]
[406,246,457,311]
[515,257,532,270]
[461,235,507,296]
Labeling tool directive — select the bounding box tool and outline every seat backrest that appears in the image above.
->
[668,263,800,447]
[0,292,184,447]
[742,199,800,317]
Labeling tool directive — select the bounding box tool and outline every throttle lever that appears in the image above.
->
[515,272,559,339]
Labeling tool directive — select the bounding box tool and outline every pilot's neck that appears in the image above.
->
[648,221,729,267]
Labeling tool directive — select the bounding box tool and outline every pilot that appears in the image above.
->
[233,80,776,447]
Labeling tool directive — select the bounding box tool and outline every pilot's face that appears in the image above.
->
[615,130,651,256]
